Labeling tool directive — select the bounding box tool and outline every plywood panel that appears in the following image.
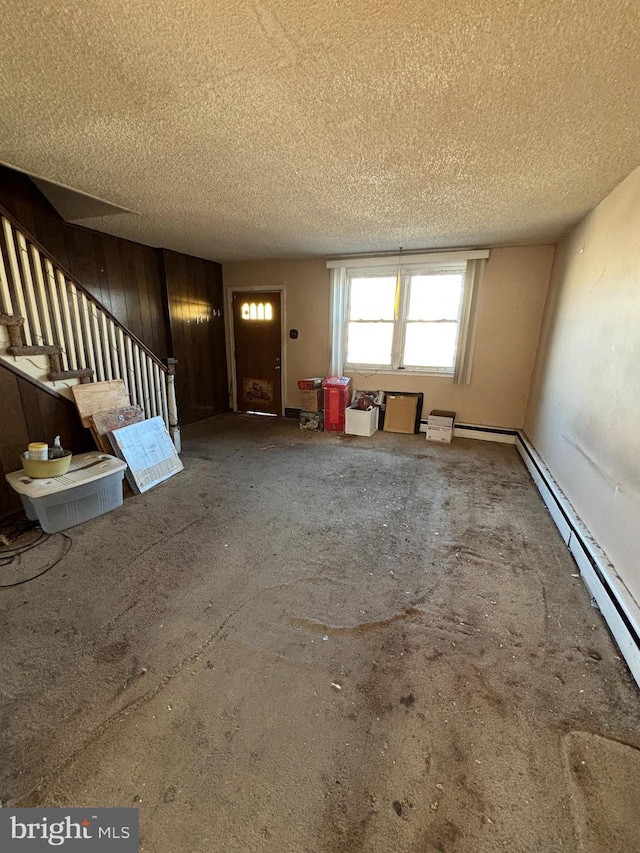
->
[90,405,144,453]
[72,379,130,427]
[107,416,183,494]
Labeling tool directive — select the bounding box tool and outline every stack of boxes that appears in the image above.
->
[298,378,324,430]
[298,376,353,432]
[426,410,456,443]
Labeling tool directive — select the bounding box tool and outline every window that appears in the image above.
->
[241,301,273,321]
[329,250,488,382]
[346,267,464,371]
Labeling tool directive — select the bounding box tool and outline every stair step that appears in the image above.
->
[7,344,62,356]
[0,314,25,326]
[48,368,94,384]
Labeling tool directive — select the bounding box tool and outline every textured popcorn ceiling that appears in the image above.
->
[0,1,639,262]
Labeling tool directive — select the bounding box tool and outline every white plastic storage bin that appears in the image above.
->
[6,452,127,533]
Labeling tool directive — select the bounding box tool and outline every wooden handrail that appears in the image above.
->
[0,204,168,373]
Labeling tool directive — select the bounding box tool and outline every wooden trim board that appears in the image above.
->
[72,380,130,427]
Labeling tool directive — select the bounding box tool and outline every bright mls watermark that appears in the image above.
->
[0,809,138,851]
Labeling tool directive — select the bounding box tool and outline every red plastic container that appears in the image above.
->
[322,376,351,432]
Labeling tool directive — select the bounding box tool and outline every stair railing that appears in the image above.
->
[0,207,180,450]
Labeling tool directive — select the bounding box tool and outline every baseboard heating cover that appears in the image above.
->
[517,431,640,689]
[418,421,517,444]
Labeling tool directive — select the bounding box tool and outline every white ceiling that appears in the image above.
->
[0,0,639,263]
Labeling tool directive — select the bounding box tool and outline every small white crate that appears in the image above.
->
[345,405,379,436]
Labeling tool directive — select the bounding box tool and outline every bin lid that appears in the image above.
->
[6,452,127,497]
[322,376,351,388]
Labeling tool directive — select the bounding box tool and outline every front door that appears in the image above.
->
[232,290,282,415]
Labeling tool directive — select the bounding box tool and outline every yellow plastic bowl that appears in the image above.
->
[21,450,73,478]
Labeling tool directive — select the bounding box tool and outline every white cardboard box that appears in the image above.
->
[426,425,452,443]
[345,405,379,436]
[428,409,456,428]
[426,409,455,443]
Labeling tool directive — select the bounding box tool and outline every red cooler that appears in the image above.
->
[322,376,351,432]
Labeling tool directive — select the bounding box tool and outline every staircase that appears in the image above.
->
[0,207,180,450]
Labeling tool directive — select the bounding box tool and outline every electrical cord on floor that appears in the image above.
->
[0,529,72,588]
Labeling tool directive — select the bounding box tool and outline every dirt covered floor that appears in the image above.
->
[1,414,639,852]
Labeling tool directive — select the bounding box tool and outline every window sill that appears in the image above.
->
[343,367,454,379]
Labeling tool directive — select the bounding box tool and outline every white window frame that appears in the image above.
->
[328,250,489,382]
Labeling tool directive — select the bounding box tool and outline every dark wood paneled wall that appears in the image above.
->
[64,226,169,358]
[163,249,228,425]
[0,364,94,516]
[0,165,170,357]
[0,166,229,458]
[0,166,71,269]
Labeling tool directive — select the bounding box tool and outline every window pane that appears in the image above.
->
[403,321,458,368]
[347,322,393,365]
[349,277,396,320]
[408,274,463,321]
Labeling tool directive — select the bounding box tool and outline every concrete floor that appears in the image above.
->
[1,414,639,852]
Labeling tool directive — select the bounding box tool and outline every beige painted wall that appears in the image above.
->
[525,165,640,606]
[223,259,331,409]
[223,246,554,426]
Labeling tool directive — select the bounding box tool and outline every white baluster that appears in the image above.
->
[88,302,105,381]
[101,312,113,380]
[117,328,129,394]
[45,261,67,370]
[160,366,169,428]
[167,371,180,451]
[133,342,144,413]
[138,346,150,418]
[153,363,164,424]
[146,355,157,418]
[109,320,120,379]
[66,281,83,371]
[3,220,31,344]
[17,233,43,344]
[29,245,54,346]
[78,291,98,377]
[0,225,14,315]
[126,336,137,405]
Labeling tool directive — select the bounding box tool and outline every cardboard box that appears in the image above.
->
[426,425,453,444]
[298,377,323,390]
[383,394,419,434]
[300,388,323,411]
[426,409,455,443]
[299,410,324,431]
[428,409,456,428]
[345,405,379,436]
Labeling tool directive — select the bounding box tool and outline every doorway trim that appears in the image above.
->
[225,285,286,415]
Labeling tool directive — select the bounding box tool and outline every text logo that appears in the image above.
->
[0,809,138,851]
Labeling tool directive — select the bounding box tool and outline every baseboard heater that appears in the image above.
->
[419,421,518,444]
[516,431,640,689]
